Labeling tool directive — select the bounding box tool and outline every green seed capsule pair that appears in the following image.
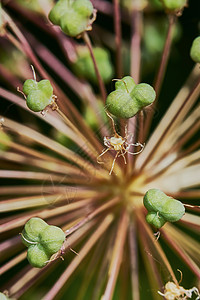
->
[143,189,185,228]
[160,0,187,12]
[21,217,65,268]
[73,47,113,84]
[106,76,156,119]
[190,36,200,63]
[23,79,53,112]
[49,0,94,37]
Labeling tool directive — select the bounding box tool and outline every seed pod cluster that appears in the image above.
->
[21,217,65,268]
[23,79,53,112]
[49,0,94,37]
[106,76,156,119]
[73,46,113,83]
[143,189,185,228]
[190,36,200,63]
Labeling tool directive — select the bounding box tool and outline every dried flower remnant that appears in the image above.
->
[158,282,200,300]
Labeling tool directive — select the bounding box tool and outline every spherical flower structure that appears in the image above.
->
[0,1,199,300]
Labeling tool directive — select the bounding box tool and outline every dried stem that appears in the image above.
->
[128,220,139,300]
[143,14,176,140]
[101,210,128,300]
[82,32,107,102]
[43,215,113,300]
[113,0,122,77]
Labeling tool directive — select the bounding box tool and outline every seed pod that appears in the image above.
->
[160,0,187,12]
[190,36,200,63]
[143,188,185,228]
[38,79,54,98]
[106,76,156,119]
[21,217,48,247]
[22,79,54,112]
[131,83,156,108]
[161,198,185,222]
[146,211,166,228]
[27,244,49,268]
[40,225,66,255]
[49,0,94,37]
[21,218,66,268]
[72,47,113,83]
[23,79,37,95]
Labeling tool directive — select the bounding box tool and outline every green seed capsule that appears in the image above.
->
[161,0,186,11]
[161,198,185,222]
[106,76,156,119]
[22,217,48,247]
[21,217,66,268]
[38,79,54,98]
[22,79,54,112]
[40,225,66,255]
[49,0,94,37]
[190,36,200,63]
[27,244,49,268]
[73,47,113,83]
[146,212,166,228]
[23,79,38,95]
[143,189,185,228]
[131,83,156,107]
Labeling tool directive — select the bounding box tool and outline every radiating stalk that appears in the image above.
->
[129,220,139,300]
[83,32,107,102]
[113,0,122,78]
[101,210,128,300]
[43,215,113,300]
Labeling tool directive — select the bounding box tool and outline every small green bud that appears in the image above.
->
[23,79,54,112]
[190,36,200,63]
[23,79,37,95]
[131,83,156,107]
[22,217,48,246]
[40,225,66,255]
[27,244,49,268]
[161,198,185,222]
[146,212,166,228]
[73,47,113,83]
[21,218,66,268]
[37,79,54,98]
[160,0,187,12]
[49,0,94,37]
[143,189,185,228]
[106,76,156,119]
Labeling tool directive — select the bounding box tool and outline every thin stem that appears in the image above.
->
[56,108,98,157]
[65,197,119,237]
[130,8,142,83]
[129,220,139,300]
[101,210,128,300]
[82,32,107,102]
[138,212,178,285]
[127,6,142,167]
[43,215,113,300]
[113,0,122,77]
[136,76,200,171]
[143,14,176,140]
[161,228,200,279]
